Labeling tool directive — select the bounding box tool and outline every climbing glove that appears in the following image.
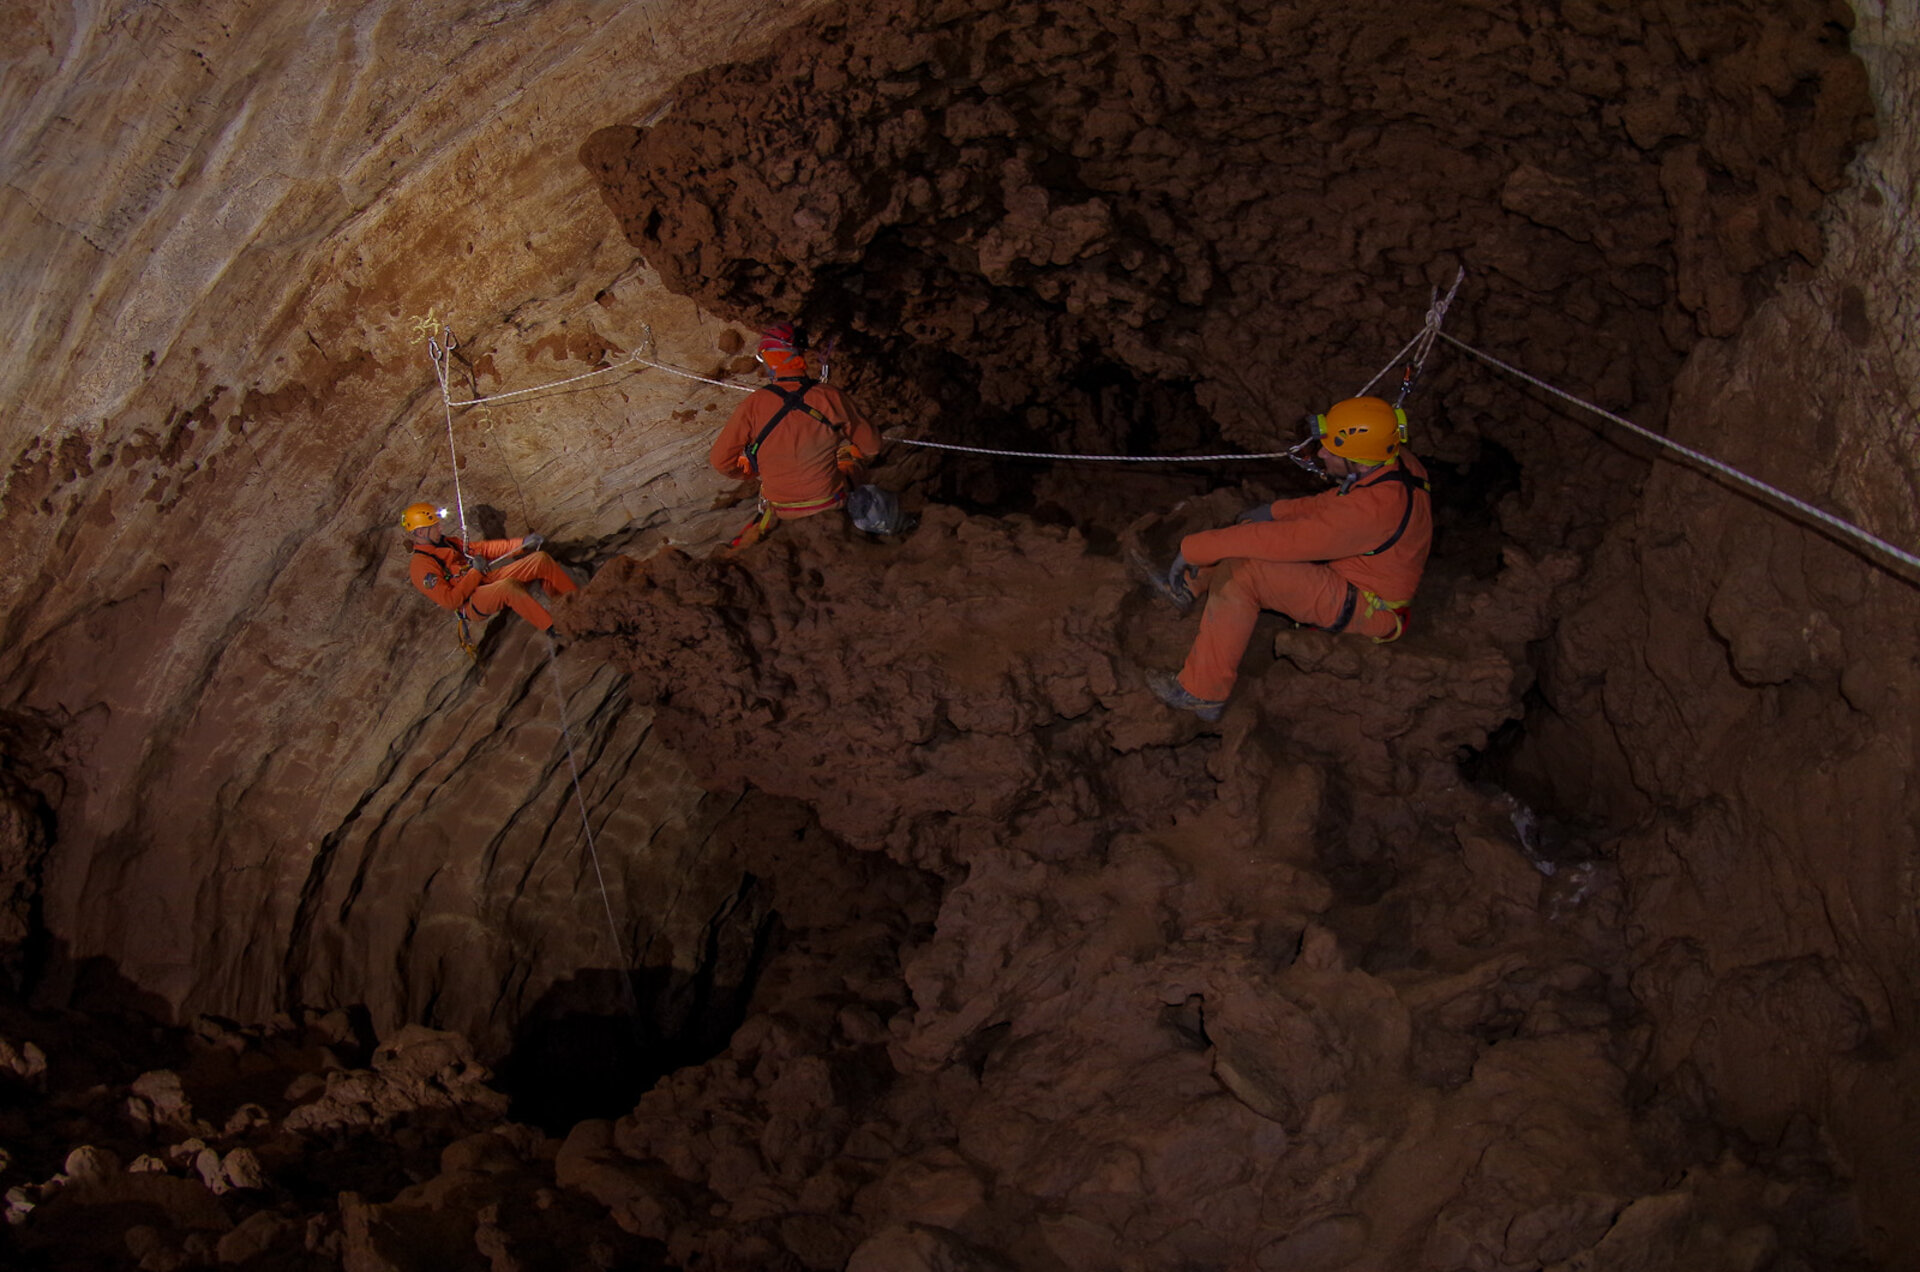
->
[1166,552,1196,611]
[1238,503,1273,523]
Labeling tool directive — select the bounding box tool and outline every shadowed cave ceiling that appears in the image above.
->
[1,0,1918,1268]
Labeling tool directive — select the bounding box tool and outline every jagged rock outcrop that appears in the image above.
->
[545,504,1871,1269]
[2,0,1917,1266]
[581,0,1873,553]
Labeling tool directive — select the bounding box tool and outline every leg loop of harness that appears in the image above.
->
[1314,582,1359,634]
[1361,589,1413,643]
[728,500,780,551]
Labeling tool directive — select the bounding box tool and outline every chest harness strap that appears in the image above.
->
[1313,463,1431,643]
[1358,463,1432,557]
[744,379,844,476]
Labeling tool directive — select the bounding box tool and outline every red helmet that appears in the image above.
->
[757,322,808,376]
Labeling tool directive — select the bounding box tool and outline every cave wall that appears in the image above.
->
[579,0,1872,559]
[1510,5,1920,1254]
[0,0,835,1049]
[3,0,1919,1263]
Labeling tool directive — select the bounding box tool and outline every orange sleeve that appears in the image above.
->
[1181,484,1404,567]
[835,388,884,459]
[711,394,760,477]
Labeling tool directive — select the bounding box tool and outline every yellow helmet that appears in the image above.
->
[1314,396,1407,465]
[400,501,444,531]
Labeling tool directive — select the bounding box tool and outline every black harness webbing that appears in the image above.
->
[412,544,472,582]
[1358,463,1431,557]
[1323,583,1359,633]
[744,379,842,476]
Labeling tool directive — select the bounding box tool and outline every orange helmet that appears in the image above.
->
[1314,396,1406,465]
[400,502,443,532]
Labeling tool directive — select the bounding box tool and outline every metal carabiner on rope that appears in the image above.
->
[1393,364,1417,410]
[1285,421,1328,478]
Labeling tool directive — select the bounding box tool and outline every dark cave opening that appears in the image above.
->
[499,881,782,1134]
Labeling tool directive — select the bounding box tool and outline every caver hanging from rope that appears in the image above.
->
[401,502,579,633]
[1139,396,1433,722]
[710,322,904,544]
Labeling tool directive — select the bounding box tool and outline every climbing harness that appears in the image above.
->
[728,501,779,550]
[1309,584,1413,643]
[1357,464,1431,557]
[743,378,845,476]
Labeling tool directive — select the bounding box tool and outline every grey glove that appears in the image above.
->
[1238,503,1273,523]
[520,532,545,551]
[1166,552,1196,610]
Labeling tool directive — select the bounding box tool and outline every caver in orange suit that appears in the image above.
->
[1175,451,1433,702]
[710,325,884,523]
[402,505,578,632]
[1143,396,1433,723]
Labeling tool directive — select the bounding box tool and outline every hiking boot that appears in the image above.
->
[1148,671,1225,723]
[1128,547,1195,614]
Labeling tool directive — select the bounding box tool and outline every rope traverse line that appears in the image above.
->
[1440,332,1920,574]
[439,350,753,407]
[885,437,1296,462]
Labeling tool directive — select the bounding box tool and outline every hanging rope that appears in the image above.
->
[544,636,633,970]
[427,330,474,544]
[1353,265,1466,405]
[1441,332,1920,574]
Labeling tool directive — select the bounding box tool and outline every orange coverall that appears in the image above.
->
[408,536,578,632]
[1176,454,1432,702]
[710,376,883,519]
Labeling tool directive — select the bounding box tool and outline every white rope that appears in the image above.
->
[1353,328,1427,400]
[1441,332,1920,573]
[545,638,632,969]
[884,436,1293,462]
[1353,266,1466,400]
[427,334,473,544]
[440,350,755,407]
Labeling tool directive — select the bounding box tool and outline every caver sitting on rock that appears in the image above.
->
[710,322,905,543]
[1141,396,1433,721]
[401,501,578,632]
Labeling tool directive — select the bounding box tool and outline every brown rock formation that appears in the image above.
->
[2,0,1917,1267]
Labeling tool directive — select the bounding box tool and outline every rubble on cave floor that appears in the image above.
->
[539,502,1877,1271]
[0,499,1879,1270]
